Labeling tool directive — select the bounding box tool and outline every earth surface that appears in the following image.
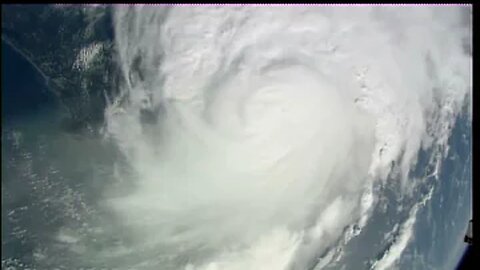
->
[1,4,472,270]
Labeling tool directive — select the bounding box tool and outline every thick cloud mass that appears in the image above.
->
[104,6,471,269]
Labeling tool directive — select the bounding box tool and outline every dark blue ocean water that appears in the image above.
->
[1,38,472,270]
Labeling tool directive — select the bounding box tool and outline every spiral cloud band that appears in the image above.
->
[104,5,471,269]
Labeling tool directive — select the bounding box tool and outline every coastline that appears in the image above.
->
[1,35,51,87]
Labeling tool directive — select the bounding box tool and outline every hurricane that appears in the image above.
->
[1,4,472,270]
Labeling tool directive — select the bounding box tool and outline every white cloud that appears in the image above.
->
[102,5,471,269]
[371,187,434,270]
